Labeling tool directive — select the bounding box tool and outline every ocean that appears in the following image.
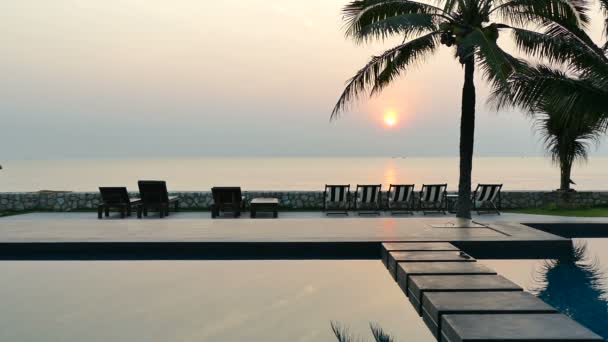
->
[0,157,606,192]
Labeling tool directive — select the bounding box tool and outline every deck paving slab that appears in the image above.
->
[422,291,557,339]
[408,275,522,314]
[381,242,459,267]
[388,251,475,280]
[396,262,496,294]
[441,313,603,342]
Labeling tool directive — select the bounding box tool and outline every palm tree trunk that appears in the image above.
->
[560,160,572,191]
[457,58,476,219]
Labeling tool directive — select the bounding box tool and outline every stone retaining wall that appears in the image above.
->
[1,190,608,212]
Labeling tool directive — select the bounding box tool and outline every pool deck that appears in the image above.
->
[1,212,606,341]
[1,211,605,259]
[0,212,567,242]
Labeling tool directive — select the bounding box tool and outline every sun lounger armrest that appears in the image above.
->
[129,198,141,204]
[168,196,179,202]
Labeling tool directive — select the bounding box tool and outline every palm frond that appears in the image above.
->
[459,25,522,85]
[490,65,608,123]
[369,323,394,342]
[509,26,607,72]
[331,32,440,118]
[354,13,439,42]
[492,0,590,29]
[331,321,357,342]
[440,0,462,13]
[534,109,605,167]
[598,0,608,38]
[343,0,452,43]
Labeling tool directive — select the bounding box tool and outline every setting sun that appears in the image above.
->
[383,111,398,127]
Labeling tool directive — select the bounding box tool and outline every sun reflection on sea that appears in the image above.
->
[384,163,397,185]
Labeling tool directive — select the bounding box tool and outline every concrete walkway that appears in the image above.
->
[0,212,573,243]
[0,211,604,259]
[4,210,608,222]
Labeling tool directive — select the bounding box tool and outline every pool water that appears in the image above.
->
[2,243,607,341]
[0,260,434,342]
[481,238,608,341]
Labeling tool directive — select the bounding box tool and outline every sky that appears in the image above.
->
[1,0,607,159]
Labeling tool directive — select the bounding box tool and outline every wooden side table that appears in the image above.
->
[250,198,279,218]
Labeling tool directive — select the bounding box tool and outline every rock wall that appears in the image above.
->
[1,190,608,212]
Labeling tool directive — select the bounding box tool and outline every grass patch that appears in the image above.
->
[508,207,608,217]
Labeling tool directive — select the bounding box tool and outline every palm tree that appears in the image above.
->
[492,1,608,128]
[331,0,588,218]
[534,109,604,192]
[489,3,608,195]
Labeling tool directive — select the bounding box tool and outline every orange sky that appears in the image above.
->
[0,0,606,158]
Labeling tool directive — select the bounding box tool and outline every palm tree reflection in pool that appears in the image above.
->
[331,321,394,342]
[530,242,608,339]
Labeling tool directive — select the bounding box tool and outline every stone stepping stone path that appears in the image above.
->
[387,251,475,280]
[396,262,496,295]
[422,291,557,339]
[380,242,603,341]
[442,314,602,342]
[408,274,523,314]
[381,242,459,267]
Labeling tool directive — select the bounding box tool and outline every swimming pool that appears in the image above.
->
[1,237,606,341]
[481,238,608,341]
[0,260,434,342]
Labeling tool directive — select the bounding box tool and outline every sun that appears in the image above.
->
[383,111,398,127]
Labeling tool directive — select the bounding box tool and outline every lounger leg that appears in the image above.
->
[137,206,142,219]
[159,206,164,218]
[127,205,132,217]
[105,207,109,217]
[143,207,148,217]
[493,202,500,215]
[97,206,103,219]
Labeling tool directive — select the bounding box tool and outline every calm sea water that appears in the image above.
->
[0,260,434,342]
[1,157,607,192]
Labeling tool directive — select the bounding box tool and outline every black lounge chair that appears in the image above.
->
[473,183,503,215]
[323,184,350,215]
[211,187,244,218]
[354,184,382,215]
[419,184,448,214]
[98,187,140,219]
[137,180,179,218]
[387,184,416,215]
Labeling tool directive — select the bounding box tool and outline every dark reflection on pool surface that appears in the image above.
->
[482,238,608,341]
[530,242,608,339]
[0,260,434,342]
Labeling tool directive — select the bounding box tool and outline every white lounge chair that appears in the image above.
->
[473,184,503,214]
[324,184,350,215]
[387,184,416,214]
[419,184,447,214]
[355,184,382,215]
